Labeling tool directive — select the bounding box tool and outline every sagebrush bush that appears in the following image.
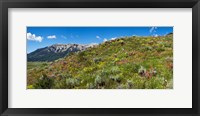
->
[109,75,121,83]
[53,76,66,89]
[66,78,80,89]
[94,75,106,88]
[33,74,53,89]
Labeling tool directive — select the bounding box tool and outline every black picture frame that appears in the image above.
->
[0,0,200,116]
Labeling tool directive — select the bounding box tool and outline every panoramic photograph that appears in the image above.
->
[27,27,173,89]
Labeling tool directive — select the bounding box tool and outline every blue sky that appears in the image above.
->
[27,27,173,53]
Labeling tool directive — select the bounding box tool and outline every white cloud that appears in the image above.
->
[47,35,56,39]
[61,35,67,39]
[149,27,157,34]
[96,36,101,39]
[90,43,98,45]
[27,33,43,42]
[103,38,108,42]
[110,37,117,40]
[154,34,159,37]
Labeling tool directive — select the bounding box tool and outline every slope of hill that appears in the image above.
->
[27,43,97,62]
[27,34,173,89]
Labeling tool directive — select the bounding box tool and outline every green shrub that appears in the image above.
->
[93,57,102,63]
[109,75,121,83]
[53,76,67,89]
[166,79,173,89]
[144,77,165,89]
[33,74,54,89]
[94,75,106,87]
[66,78,80,89]
[157,47,165,52]
[27,85,34,89]
[86,83,95,89]
[77,51,86,61]
[110,66,120,74]
[138,66,146,76]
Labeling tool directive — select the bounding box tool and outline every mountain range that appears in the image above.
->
[27,43,98,62]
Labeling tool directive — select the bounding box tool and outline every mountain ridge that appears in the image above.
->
[28,43,98,62]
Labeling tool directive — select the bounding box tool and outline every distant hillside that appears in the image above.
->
[27,43,97,62]
[27,35,173,89]
[166,32,173,36]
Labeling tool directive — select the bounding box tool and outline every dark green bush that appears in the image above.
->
[33,74,53,89]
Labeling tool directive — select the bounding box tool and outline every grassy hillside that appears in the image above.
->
[27,35,173,89]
